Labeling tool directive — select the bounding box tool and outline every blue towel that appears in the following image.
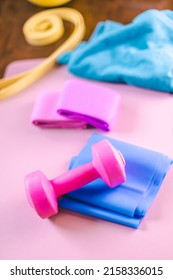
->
[58,9,173,93]
[59,133,172,228]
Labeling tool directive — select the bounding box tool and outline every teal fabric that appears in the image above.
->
[59,133,173,228]
[57,9,173,92]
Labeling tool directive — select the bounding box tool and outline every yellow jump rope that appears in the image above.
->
[0,7,85,100]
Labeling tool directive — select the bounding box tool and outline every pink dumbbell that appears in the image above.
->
[25,139,126,219]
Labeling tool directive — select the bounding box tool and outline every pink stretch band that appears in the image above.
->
[57,80,120,131]
[31,79,120,130]
[31,91,87,128]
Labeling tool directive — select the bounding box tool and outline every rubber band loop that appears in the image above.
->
[23,13,65,46]
[0,8,85,100]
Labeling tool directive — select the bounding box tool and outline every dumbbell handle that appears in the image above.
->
[51,162,98,197]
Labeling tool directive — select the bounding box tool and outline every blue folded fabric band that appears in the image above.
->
[59,133,173,228]
[57,9,173,93]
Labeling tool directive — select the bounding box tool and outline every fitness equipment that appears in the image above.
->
[27,0,72,7]
[25,139,126,218]
[0,8,85,99]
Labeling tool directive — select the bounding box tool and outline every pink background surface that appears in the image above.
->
[0,59,173,260]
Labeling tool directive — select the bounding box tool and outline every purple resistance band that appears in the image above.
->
[57,79,120,131]
[31,90,87,128]
[31,79,120,131]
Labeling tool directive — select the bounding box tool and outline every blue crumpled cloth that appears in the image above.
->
[57,9,173,92]
[59,133,173,228]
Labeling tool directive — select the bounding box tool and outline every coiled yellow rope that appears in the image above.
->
[0,8,85,100]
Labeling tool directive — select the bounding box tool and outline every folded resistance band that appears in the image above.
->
[57,79,120,131]
[58,9,173,93]
[32,79,120,131]
[31,90,87,128]
[59,133,173,228]
[0,8,85,99]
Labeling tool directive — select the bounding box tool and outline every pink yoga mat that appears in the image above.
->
[0,59,173,260]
